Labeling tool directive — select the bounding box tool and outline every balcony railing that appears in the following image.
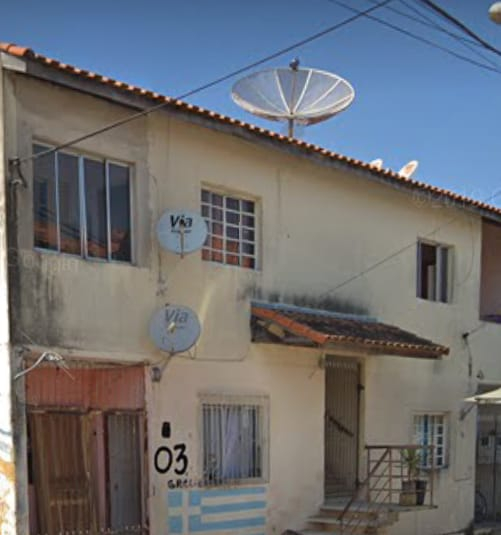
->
[366,444,436,506]
[338,444,436,534]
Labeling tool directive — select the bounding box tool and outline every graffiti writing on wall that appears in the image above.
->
[154,421,189,478]
[154,444,188,475]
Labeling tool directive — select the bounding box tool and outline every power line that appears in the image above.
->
[10,0,393,168]
[398,0,485,48]
[321,187,501,297]
[395,0,500,68]
[416,0,501,58]
[327,0,501,75]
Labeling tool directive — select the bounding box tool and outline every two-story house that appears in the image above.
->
[1,42,501,535]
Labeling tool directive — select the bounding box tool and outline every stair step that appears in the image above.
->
[309,514,384,525]
[319,504,379,520]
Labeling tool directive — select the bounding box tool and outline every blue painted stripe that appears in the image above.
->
[200,500,266,515]
[189,514,266,532]
[189,486,266,506]
[168,491,183,508]
[168,515,183,534]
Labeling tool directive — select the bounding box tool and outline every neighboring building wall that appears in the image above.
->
[4,67,501,533]
[0,54,17,535]
[479,218,501,319]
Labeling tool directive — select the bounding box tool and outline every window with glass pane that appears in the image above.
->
[85,159,108,259]
[58,153,80,255]
[33,145,57,250]
[201,188,257,269]
[109,164,131,261]
[413,414,447,468]
[417,241,451,303]
[32,145,132,263]
[202,397,267,485]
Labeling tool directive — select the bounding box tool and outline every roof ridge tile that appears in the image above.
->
[0,40,500,219]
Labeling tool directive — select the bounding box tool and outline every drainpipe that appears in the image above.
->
[0,51,21,535]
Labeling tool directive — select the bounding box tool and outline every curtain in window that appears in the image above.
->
[222,405,241,480]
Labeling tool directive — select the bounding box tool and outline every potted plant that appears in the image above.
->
[415,470,428,506]
[399,448,420,506]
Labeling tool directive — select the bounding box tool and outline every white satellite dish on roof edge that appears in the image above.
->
[149,305,201,354]
[231,59,355,138]
[157,210,208,257]
[370,158,383,170]
[398,160,419,179]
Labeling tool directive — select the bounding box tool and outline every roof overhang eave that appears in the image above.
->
[5,52,501,225]
[322,340,446,360]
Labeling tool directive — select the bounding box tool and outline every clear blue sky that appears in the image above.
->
[2,0,501,204]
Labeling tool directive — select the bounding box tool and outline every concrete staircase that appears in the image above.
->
[299,498,399,535]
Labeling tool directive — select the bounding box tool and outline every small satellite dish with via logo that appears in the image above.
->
[399,160,419,179]
[157,210,208,257]
[370,158,383,170]
[149,305,201,353]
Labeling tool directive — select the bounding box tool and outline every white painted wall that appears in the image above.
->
[4,67,501,534]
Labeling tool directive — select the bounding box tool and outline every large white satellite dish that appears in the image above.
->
[149,305,201,353]
[232,59,355,137]
[157,210,208,257]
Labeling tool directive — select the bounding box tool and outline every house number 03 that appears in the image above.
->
[154,443,188,475]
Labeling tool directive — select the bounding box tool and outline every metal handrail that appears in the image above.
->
[338,444,436,534]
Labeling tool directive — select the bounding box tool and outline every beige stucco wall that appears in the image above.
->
[147,345,324,534]
[5,66,501,534]
[0,54,17,535]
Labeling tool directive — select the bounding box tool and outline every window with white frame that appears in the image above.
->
[33,144,132,262]
[413,413,448,468]
[417,241,451,303]
[201,395,268,485]
[201,188,257,269]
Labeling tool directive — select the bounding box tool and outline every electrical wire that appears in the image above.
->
[315,0,501,304]
[13,352,48,380]
[394,0,500,68]
[327,0,501,75]
[10,0,393,167]
[416,0,501,58]
[397,0,485,48]
[320,186,501,297]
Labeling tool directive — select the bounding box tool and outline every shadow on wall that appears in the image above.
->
[250,288,370,316]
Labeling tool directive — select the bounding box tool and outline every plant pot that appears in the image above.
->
[415,479,427,506]
[399,480,416,506]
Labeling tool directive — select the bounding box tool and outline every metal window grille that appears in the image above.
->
[413,413,448,468]
[201,396,268,485]
[28,410,147,534]
[201,188,257,269]
[33,143,132,263]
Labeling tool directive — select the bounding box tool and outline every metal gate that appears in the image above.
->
[324,357,360,497]
[476,405,501,522]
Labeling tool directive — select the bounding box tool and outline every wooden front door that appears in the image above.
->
[324,357,360,497]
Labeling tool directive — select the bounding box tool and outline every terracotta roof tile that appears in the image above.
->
[1,41,500,219]
[251,304,449,359]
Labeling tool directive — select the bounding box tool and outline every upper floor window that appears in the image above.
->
[413,413,448,469]
[416,241,451,303]
[33,144,132,262]
[201,188,257,269]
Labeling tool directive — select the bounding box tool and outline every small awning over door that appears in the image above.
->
[465,384,501,404]
[251,301,449,359]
